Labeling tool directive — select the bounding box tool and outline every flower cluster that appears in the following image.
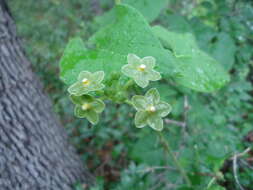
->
[68,71,105,124]
[67,53,172,130]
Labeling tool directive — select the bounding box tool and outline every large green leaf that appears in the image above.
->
[89,4,175,77]
[60,5,229,93]
[59,37,87,85]
[152,26,230,92]
[60,4,174,86]
[61,49,126,85]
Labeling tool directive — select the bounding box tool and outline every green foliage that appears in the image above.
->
[89,4,173,80]
[61,3,229,93]
[152,25,230,92]
[11,0,253,189]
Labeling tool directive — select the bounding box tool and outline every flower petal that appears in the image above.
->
[74,106,87,118]
[142,56,156,69]
[147,70,161,81]
[145,88,160,105]
[135,111,149,128]
[91,71,105,83]
[68,82,89,96]
[134,74,149,88]
[148,117,164,131]
[70,94,93,105]
[121,64,138,77]
[156,101,172,117]
[127,53,141,66]
[91,83,105,91]
[132,95,149,111]
[92,99,105,113]
[85,110,99,124]
[78,71,92,81]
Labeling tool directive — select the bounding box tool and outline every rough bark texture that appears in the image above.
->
[0,1,93,189]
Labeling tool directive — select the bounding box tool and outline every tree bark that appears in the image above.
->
[0,1,93,189]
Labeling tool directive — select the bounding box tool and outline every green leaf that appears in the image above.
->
[152,25,230,92]
[89,4,174,77]
[152,26,199,55]
[209,32,236,71]
[61,49,126,85]
[60,4,174,86]
[130,133,164,165]
[59,37,87,85]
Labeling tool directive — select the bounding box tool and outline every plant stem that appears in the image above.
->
[123,79,134,90]
[157,132,192,186]
[124,99,133,106]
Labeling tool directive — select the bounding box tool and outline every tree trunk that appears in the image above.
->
[0,1,93,189]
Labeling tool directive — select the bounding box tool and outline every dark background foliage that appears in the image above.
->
[9,0,253,189]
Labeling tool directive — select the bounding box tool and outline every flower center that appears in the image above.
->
[138,64,146,71]
[82,78,90,85]
[81,103,90,111]
[147,105,156,112]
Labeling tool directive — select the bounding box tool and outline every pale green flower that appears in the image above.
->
[121,54,161,88]
[70,94,105,124]
[132,88,171,131]
[68,71,105,96]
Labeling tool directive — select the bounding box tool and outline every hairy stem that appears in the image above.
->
[158,132,192,186]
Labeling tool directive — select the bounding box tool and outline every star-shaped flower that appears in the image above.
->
[68,71,105,96]
[121,54,161,88]
[70,94,105,124]
[131,88,172,131]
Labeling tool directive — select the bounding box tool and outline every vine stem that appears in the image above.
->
[157,132,192,187]
[123,79,134,90]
